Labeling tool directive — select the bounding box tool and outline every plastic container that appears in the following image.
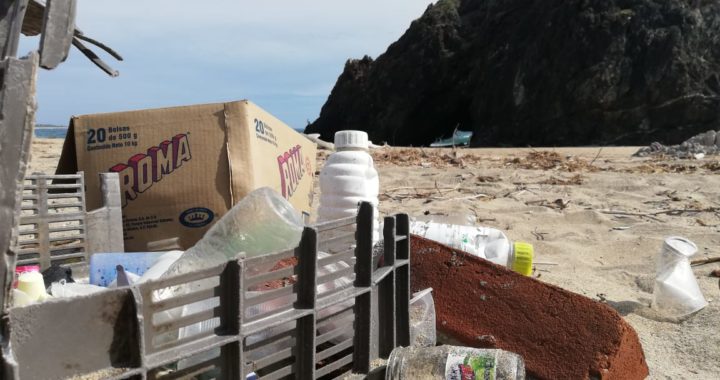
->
[162,187,304,278]
[652,237,708,318]
[409,288,436,347]
[386,345,525,380]
[89,252,166,286]
[317,130,380,244]
[410,221,534,276]
[16,271,48,302]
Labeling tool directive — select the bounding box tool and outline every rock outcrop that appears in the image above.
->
[306,0,720,147]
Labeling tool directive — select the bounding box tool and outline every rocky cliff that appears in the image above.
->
[306,0,720,147]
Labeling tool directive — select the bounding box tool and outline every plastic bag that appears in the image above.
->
[652,237,708,318]
[409,288,436,347]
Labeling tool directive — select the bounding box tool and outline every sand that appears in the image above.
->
[30,138,719,379]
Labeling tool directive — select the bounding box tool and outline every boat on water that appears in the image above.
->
[429,130,473,147]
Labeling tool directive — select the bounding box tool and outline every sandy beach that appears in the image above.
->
[30,138,719,379]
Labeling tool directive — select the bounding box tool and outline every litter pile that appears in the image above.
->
[634,130,720,158]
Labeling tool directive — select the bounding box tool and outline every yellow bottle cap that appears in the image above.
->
[512,242,534,276]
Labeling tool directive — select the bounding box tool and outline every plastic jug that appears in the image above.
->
[317,130,380,244]
[410,221,534,276]
[386,345,525,380]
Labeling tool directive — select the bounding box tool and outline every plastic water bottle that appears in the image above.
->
[317,130,380,243]
[162,187,304,278]
[410,221,534,276]
[386,345,525,380]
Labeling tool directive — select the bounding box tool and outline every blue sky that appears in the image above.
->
[19,1,431,128]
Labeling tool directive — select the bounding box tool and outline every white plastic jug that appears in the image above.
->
[318,130,380,244]
[410,221,533,276]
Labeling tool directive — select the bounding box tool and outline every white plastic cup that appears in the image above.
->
[651,237,708,318]
[16,271,48,302]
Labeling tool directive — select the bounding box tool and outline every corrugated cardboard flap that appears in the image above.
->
[224,100,255,205]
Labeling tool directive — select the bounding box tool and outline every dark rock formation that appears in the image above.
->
[306,0,720,147]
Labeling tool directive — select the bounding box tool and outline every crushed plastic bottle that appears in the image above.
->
[386,345,525,380]
[410,221,534,276]
[162,187,304,278]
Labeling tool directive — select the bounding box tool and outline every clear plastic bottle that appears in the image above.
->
[386,345,525,380]
[162,187,304,278]
[410,221,533,276]
[317,130,380,244]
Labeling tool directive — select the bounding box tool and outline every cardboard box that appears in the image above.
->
[57,100,316,251]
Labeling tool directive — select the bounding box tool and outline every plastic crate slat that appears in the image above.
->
[315,352,354,378]
[316,320,354,346]
[156,355,221,380]
[244,300,296,324]
[49,243,85,253]
[46,193,83,199]
[251,346,294,370]
[316,286,370,310]
[49,234,85,243]
[153,307,218,334]
[317,337,353,362]
[21,212,85,224]
[48,225,85,233]
[313,215,356,232]
[49,252,87,261]
[143,264,225,291]
[151,287,218,313]
[145,335,238,369]
[242,249,295,271]
[317,304,354,325]
[318,231,356,249]
[317,266,354,286]
[152,328,217,353]
[243,265,296,288]
[245,330,295,356]
[241,309,312,336]
[317,248,355,268]
[259,362,295,380]
[243,284,295,307]
[372,267,394,285]
[394,234,408,242]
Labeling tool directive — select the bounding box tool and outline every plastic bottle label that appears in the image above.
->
[445,352,497,380]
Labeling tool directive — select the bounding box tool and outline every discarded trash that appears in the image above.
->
[16,271,49,303]
[14,265,39,288]
[56,100,317,251]
[318,130,380,245]
[410,288,436,347]
[12,289,33,308]
[652,237,708,318]
[162,187,304,278]
[430,130,473,147]
[49,281,106,298]
[137,250,184,283]
[41,264,74,288]
[90,252,165,286]
[386,345,525,379]
[410,221,534,276]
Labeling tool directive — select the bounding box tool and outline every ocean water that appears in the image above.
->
[35,127,68,139]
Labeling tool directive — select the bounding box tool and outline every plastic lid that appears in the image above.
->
[334,130,369,150]
[511,242,534,276]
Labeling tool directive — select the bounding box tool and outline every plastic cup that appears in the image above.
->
[16,271,48,302]
[652,237,708,318]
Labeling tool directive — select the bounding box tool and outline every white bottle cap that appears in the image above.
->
[334,130,369,150]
